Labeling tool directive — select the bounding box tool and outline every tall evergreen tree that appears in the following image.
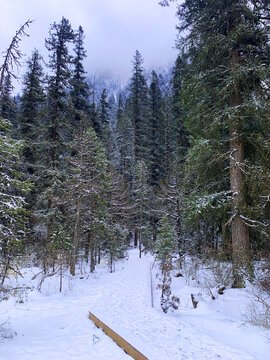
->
[129,50,149,162]
[171,54,189,162]
[133,160,151,257]
[70,25,90,124]
[20,49,45,173]
[115,93,134,183]
[0,118,31,284]
[67,123,110,274]
[34,17,75,269]
[149,70,165,185]
[172,0,270,286]
[45,16,74,167]
[0,73,16,122]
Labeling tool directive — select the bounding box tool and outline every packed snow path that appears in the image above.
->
[1,249,269,360]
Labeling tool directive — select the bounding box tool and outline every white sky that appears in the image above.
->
[0,0,179,92]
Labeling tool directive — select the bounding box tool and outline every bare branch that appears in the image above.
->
[0,19,33,93]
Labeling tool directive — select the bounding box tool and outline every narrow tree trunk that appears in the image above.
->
[70,194,81,276]
[165,105,170,174]
[84,231,91,262]
[229,48,251,288]
[134,230,138,247]
[139,215,142,258]
[230,129,251,287]
[90,238,95,273]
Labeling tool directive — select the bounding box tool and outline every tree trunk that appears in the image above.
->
[229,48,251,288]
[139,215,142,258]
[134,230,138,247]
[165,104,170,174]
[70,194,81,276]
[90,238,95,273]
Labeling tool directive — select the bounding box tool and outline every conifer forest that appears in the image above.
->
[0,1,270,359]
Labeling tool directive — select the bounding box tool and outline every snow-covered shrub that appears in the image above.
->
[246,264,270,329]
[181,256,200,285]
[192,256,232,300]
[0,320,17,341]
[156,216,179,312]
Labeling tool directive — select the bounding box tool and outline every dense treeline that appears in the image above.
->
[0,0,269,295]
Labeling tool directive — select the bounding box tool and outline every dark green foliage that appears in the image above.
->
[133,160,151,256]
[0,118,31,283]
[129,50,149,162]
[149,71,166,185]
[171,54,189,162]
[45,16,74,166]
[115,93,134,183]
[70,26,90,123]
[173,0,270,285]
[67,123,110,273]
[97,88,116,163]
[0,74,17,123]
[20,50,45,171]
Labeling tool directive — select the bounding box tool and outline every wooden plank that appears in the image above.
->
[89,312,149,360]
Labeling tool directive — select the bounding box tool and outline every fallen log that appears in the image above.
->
[89,312,148,360]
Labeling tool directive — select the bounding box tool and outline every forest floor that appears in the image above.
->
[0,248,270,360]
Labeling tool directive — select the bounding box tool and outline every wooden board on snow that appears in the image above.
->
[89,312,148,360]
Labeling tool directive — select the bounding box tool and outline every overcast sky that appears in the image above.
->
[0,0,179,91]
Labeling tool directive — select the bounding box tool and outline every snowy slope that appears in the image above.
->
[1,249,270,360]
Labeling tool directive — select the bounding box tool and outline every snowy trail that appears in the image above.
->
[90,250,269,360]
[1,249,270,360]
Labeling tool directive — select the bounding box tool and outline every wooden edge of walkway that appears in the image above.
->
[89,312,149,360]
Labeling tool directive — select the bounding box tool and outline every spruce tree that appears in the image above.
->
[171,54,189,162]
[0,118,31,284]
[70,25,90,125]
[173,0,270,286]
[35,17,74,269]
[133,160,151,257]
[115,93,134,183]
[129,50,149,162]
[0,74,16,122]
[45,16,74,166]
[67,123,110,274]
[20,49,45,173]
[149,70,165,185]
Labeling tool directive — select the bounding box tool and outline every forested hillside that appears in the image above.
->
[0,0,270,319]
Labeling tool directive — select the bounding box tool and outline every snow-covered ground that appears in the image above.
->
[1,249,270,360]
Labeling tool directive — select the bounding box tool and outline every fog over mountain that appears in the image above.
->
[0,0,178,93]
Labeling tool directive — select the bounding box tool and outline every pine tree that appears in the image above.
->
[0,118,31,284]
[158,164,186,257]
[98,88,116,163]
[67,122,110,274]
[129,50,149,162]
[133,160,151,257]
[149,71,166,185]
[171,54,189,162]
[70,25,90,125]
[106,168,130,272]
[0,74,16,122]
[20,49,45,173]
[115,93,134,183]
[174,0,270,286]
[99,88,110,138]
[34,17,74,270]
[156,215,179,313]
[45,16,74,167]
